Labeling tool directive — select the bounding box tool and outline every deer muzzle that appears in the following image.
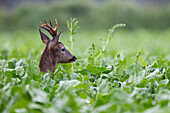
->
[69,56,77,63]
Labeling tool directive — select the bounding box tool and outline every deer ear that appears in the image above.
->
[39,29,50,44]
[50,35,59,48]
[51,32,62,45]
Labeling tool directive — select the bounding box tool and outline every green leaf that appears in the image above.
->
[79,92,87,99]
[28,87,48,104]
[8,58,16,69]
[136,78,149,88]
[11,86,23,96]
[67,20,70,29]
[84,75,89,81]
[75,83,89,91]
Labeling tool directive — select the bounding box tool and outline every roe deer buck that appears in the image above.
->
[39,19,77,77]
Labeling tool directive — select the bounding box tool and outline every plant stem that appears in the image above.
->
[94,24,125,65]
[95,33,111,64]
[70,19,74,70]
[67,18,79,71]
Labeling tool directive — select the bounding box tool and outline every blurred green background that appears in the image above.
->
[0,0,170,60]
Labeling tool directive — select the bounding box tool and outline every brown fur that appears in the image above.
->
[39,41,75,75]
[39,45,56,74]
[38,19,76,77]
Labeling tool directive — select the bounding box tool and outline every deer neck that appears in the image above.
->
[39,48,58,74]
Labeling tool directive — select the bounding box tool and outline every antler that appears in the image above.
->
[40,19,58,37]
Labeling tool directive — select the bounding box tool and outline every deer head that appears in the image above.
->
[39,19,76,76]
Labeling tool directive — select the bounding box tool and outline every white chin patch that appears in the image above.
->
[70,61,75,63]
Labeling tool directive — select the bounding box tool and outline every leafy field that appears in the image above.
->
[0,25,170,113]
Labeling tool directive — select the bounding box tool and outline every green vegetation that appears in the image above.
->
[0,0,170,112]
[0,19,170,112]
[0,0,170,31]
[67,18,80,70]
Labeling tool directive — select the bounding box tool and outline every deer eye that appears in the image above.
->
[61,48,65,52]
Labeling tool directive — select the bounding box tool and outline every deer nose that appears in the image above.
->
[70,56,77,62]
